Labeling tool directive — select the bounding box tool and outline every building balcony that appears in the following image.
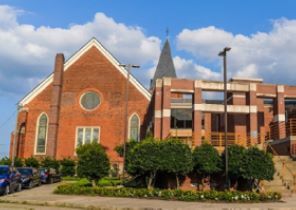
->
[171,98,193,109]
[170,129,192,137]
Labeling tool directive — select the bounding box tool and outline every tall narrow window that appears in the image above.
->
[129,114,140,141]
[35,113,48,154]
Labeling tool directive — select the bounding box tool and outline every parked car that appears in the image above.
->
[17,167,41,189]
[0,165,22,195]
[39,168,61,184]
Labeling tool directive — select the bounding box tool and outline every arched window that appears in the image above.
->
[35,113,48,154]
[129,114,140,141]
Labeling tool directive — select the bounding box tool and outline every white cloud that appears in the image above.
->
[0,5,161,95]
[174,56,220,80]
[177,19,296,84]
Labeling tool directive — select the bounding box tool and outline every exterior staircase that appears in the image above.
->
[263,156,295,196]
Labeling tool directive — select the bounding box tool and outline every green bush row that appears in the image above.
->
[54,183,281,202]
[0,156,75,176]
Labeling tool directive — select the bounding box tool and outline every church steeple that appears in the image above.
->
[151,38,177,89]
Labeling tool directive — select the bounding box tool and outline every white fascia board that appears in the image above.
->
[19,38,151,106]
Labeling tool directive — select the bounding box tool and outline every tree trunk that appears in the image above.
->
[202,175,211,191]
[91,180,97,187]
[176,174,180,189]
[147,172,155,189]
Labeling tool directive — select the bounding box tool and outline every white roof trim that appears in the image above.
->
[19,38,151,106]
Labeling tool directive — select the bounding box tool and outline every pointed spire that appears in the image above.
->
[151,38,177,89]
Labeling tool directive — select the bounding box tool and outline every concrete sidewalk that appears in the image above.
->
[1,183,296,210]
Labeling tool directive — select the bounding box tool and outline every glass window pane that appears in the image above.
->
[77,128,84,147]
[85,128,91,144]
[36,114,47,153]
[171,109,192,129]
[130,128,138,141]
[81,92,100,110]
[92,128,99,142]
[129,115,139,141]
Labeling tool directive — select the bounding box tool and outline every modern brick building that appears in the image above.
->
[10,37,296,168]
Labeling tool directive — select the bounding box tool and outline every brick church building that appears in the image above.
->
[10,37,296,167]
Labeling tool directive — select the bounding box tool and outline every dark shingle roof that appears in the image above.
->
[151,39,176,88]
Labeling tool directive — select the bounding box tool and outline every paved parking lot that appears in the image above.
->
[1,183,296,210]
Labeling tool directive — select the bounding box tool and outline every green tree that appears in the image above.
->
[0,157,23,167]
[115,140,138,175]
[41,157,60,172]
[128,139,161,189]
[160,139,193,188]
[60,158,76,177]
[192,144,222,189]
[76,142,110,186]
[222,145,246,188]
[241,147,275,189]
[0,157,11,165]
[25,157,40,168]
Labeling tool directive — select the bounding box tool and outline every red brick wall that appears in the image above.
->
[17,86,53,158]
[56,46,150,161]
[14,46,150,163]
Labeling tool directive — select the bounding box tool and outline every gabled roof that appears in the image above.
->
[19,38,151,106]
[151,39,176,88]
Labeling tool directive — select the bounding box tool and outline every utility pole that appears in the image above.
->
[11,104,22,168]
[218,47,231,189]
[119,64,140,176]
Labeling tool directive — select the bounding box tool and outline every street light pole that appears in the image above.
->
[119,64,140,176]
[218,47,231,189]
[11,104,22,168]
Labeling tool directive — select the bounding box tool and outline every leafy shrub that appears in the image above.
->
[128,139,162,189]
[0,157,11,165]
[159,139,193,188]
[76,142,110,186]
[0,157,23,167]
[41,157,60,172]
[241,147,275,189]
[222,145,246,188]
[54,182,281,202]
[60,158,75,177]
[115,140,139,175]
[98,177,123,187]
[25,156,40,168]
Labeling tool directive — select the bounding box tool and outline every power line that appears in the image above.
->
[0,109,17,131]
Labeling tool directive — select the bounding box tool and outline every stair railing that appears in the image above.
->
[265,142,295,192]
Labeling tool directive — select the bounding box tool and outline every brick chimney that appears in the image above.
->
[47,53,64,157]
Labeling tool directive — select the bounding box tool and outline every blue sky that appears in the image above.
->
[1,0,296,156]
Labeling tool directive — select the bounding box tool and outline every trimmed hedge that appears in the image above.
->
[54,183,281,202]
[98,177,123,187]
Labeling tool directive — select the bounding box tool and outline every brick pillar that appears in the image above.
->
[231,93,247,145]
[274,85,286,139]
[154,79,162,139]
[204,112,211,140]
[248,83,258,145]
[161,78,171,139]
[47,54,64,157]
[193,80,202,146]
[10,108,28,159]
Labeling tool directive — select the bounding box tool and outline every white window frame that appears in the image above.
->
[75,126,100,148]
[34,112,49,155]
[128,113,140,142]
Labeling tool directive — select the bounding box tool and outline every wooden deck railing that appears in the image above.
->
[268,118,296,140]
[286,119,296,137]
[202,132,251,147]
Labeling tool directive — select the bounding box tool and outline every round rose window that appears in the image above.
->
[80,91,100,110]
